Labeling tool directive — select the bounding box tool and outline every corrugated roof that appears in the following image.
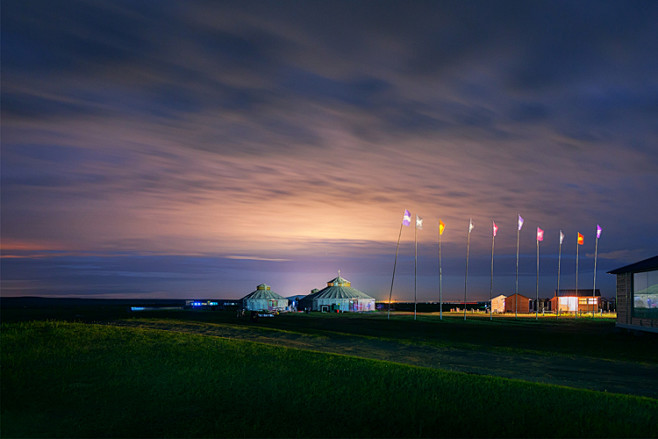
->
[241,285,285,301]
[300,276,375,302]
[608,256,658,274]
[311,285,374,300]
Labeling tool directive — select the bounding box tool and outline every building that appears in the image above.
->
[491,294,506,313]
[299,275,375,312]
[548,289,601,314]
[241,284,289,311]
[608,255,658,334]
[504,294,531,314]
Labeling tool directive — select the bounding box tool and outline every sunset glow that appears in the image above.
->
[2,1,657,300]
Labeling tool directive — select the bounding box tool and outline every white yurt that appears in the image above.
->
[300,275,375,312]
[241,284,288,311]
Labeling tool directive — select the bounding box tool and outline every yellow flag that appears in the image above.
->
[439,220,445,235]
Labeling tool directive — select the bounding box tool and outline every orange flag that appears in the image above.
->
[577,233,584,245]
[439,220,445,236]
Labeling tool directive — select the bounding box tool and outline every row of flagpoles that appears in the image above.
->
[387,210,603,321]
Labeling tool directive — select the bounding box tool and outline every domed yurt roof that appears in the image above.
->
[241,283,286,301]
[311,275,374,300]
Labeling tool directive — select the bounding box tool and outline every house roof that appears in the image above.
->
[555,289,601,297]
[608,255,658,274]
[505,293,531,300]
[241,284,286,301]
[301,276,374,302]
[311,285,375,300]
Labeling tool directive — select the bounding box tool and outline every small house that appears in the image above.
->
[491,294,506,313]
[608,255,658,333]
[549,289,601,314]
[504,294,531,314]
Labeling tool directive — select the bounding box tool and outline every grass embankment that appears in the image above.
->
[2,321,657,438]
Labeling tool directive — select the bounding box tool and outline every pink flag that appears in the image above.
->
[537,227,544,242]
[493,221,498,237]
[597,224,602,239]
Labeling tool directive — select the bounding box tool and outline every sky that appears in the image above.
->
[2,0,657,301]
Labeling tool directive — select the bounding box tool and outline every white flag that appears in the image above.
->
[559,230,564,245]
[469,218,474,233]
[416,215,423,229]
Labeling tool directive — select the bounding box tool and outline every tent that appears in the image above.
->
[241,284,288,311]
[300,276,375,312]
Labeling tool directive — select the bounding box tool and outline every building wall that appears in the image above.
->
[312,298,375,312]
[617,272,631,325]
[615,271,658,332]
[491,295,506,313]
[243,298,288,311]
[504,294,530,314]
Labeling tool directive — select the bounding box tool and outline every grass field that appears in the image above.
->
[2,320,658,438]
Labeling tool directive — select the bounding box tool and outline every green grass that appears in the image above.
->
[2,321,657,438]
[114,309,658,363]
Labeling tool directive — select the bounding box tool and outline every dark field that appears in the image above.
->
[2,298,657,438]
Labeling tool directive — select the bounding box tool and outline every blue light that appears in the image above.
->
[131,307,145,311]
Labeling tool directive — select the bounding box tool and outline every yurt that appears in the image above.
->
[300,275,375,312]
[241,284,288,311]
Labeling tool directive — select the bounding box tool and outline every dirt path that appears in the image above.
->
[112,319,658,399]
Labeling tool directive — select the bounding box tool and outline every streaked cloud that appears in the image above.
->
[2,0,657,299]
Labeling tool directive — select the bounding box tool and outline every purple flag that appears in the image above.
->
[402,210,411,226]
[518,215,524,231]
[597,224,602,239]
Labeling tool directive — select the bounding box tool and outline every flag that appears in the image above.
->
[559,230,564,245]
[537,227,544,242]
[493,221,498,237]
[469,218,474,233]
[416,215,423,229]
[518,215,524,231]
[577,233,584,245]
[439,220,445,236]
[402,210,411,226]
[596,224,602,239]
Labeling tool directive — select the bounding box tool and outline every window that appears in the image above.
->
[633,269,658,319]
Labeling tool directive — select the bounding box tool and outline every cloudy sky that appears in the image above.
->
[2,0,657,300]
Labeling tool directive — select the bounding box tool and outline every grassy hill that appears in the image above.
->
[2,320,657,438]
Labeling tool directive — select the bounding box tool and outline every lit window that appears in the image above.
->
[633,269,658,318]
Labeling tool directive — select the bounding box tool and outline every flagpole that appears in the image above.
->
[593,227,600,317]
[556,231,563,319]
[515,214,521,319]
[414,214,418,321]
[439,222,443,321]
[536,233,540,320]
[464,219,472,321]
[576,239,579,319]
[387,221,404,320]
[490,220,495,321]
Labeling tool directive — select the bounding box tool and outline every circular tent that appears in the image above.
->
[241,284,289,311]
[300,276,375,312]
